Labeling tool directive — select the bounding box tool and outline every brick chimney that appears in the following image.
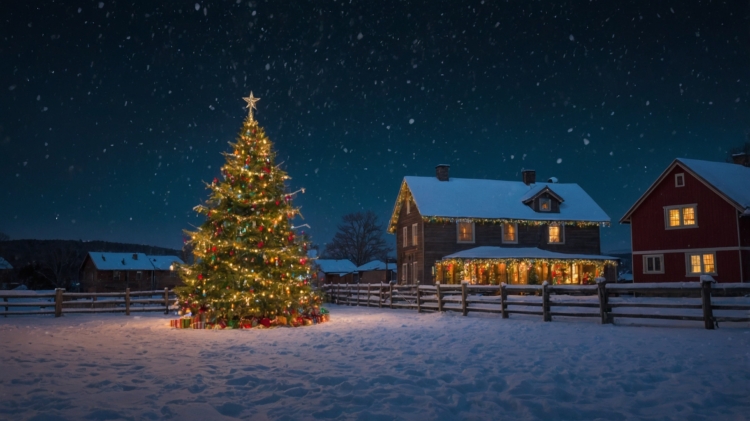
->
[522,169,536,185]
[435,164,450,181]
[731,152,749,167]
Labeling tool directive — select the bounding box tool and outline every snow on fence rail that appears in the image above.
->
[323,278,750,329]
[0,288,177,317]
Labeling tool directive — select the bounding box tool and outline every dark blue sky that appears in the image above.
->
[1,1,748,252]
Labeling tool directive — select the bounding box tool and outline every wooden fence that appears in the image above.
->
[323,278,750,329]
[0,288,176,317]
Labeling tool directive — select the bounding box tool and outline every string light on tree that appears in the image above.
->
[174,92,323,327]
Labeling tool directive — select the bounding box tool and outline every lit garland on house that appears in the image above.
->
[387,180,611,232]
[436,257,617,285]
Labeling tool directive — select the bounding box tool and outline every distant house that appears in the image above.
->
[388,165,617,285]
[0,256,12,286]
[314,259,357,285]
[620,158,750,283]
[79,252,184,292]
[357,260,396,284]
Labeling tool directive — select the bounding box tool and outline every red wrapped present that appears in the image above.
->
[260,318,272,328]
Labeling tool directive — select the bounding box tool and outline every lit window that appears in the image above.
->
[457,221,475,243]
[643,255,664,274]
[502,223,517,243]
[403,226,408,247]
[665,205,698,229]
[540,198,551,212]
[548,224,564,243]
[675,173,685,187]
[686,252,716,275]
[412,223,418,246]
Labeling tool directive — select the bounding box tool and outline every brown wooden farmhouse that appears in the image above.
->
[388,165,617,285]
[79,252,184,292]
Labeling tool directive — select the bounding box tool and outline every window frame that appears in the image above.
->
[456,221,475,244]
[664,204,698,229]
[113,270,120,280]
[136,271,143,280]
[685,252,717,276]
[502,223,518,244]
[675,173,685,188]
[547,223,565,244]
[411,223,418,246]
[401,263,407,282]
[403,226,408,247]
[539,197,552,212]
[412,261,419,284]
[642,254,664,274]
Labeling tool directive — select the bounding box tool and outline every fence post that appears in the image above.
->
[416,286,422,313]
[461,282,468,316]
[378,283,383,308]
[435,282,443,312]
[366,283,371,307]
[125,288,131,316]
[542,281,551,322]
[501,283,508,319]
[356,283,360,306]
[389,283,394,310]
[92,293,97,309]
[164,287,169,315]
[596,277,610,324]
[54,288,63,318]
[700,275,715,330]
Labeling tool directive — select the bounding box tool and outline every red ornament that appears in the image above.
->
[258,241,264,248]
[275,200,280,206]
[198,274,203,280]
[212,177,218,184]
[263,167,271,173]
[300,258,307,265]
[259,226,264,232]
[212,246,217,252]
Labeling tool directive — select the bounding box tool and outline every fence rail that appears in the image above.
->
[323,277,750,329]
[1,288,176,317]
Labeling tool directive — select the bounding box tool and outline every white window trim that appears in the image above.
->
[401,263,407,282]
[412,223,418,246]
[642,254,665,274]
[664,204,698,230]
[502,223,518,244]
[456,221,475,244]
[403,226,408,247]
[412,261,419,284]
[539,197,552,212]
[548,223,565,244]
[685,252,717,276]
[675,173,685,187]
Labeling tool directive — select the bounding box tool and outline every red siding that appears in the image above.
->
[629,164,743,283]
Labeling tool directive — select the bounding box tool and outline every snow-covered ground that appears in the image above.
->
[1,305,749,420]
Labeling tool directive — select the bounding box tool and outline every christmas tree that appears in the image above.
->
[175,92,320,325]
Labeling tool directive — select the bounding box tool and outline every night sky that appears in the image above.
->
[2,1,748,253]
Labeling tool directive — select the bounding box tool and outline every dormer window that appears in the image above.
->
[675,173,685,187]
[539,198,552,212]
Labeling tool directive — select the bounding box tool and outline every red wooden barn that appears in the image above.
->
[620,157,750,283]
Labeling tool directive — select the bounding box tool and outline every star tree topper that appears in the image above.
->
[243,92,260,120]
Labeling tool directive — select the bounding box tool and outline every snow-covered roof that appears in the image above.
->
[357,260,395,271]
[620,158,750,223]
[0,256,12,270]
[389,176,610,231]
[443,246,618,261]
[85,252,156,271]
[676,158,750,210]
[315,259,357,274]
[147,255,184,270]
